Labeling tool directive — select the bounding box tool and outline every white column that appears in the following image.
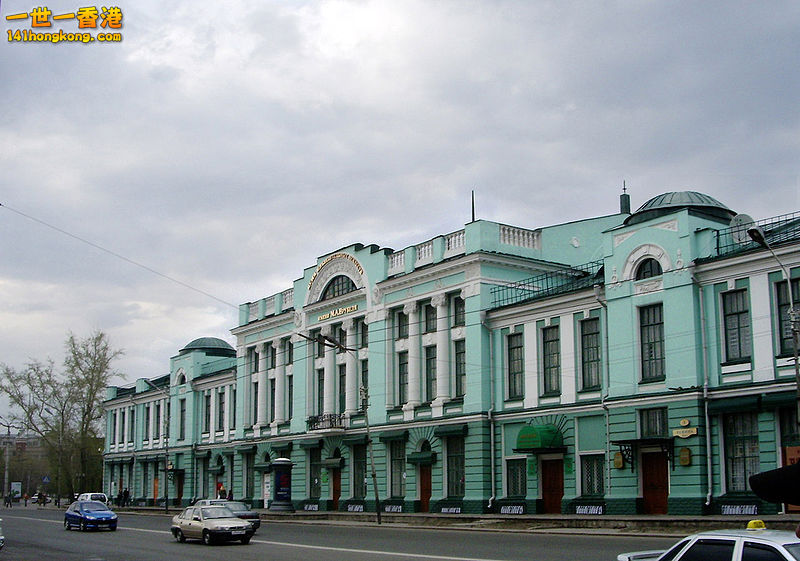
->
[432,294,451,411]
[344,319,358,415]
[750,272,774,383]
[210,388,217,443]
[223,384,232,440]
[256,342,268,427]
[273,339,286,425]
[404,301,422,410]
[322,326,336,415]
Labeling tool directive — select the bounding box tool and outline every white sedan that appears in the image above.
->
[618,524,800,561]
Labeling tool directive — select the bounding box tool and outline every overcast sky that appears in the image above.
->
[1,1,798,398]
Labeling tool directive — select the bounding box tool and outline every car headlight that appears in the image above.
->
[84,516,96,520]
[110,515,117,520]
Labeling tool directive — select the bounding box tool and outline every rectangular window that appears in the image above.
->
[453,296,465,327]
[269,379,276,423]
[268,343,277,369]
[314,330,325,358]
[154,403,161,439]
[360,360,369,400]
[286,339,294,364]
[179,399,186,440]
[542,326,560,395]
[317,369,325,414]
[287,375,293,419]
[454,340,466,398]
[397,310,409,339]
[640,407,668,438]
[352,444,367,499]
[723,289,752,362]
[217,390,225,432]
[780,407,799,447]
[244,453,254,498]
[724,411,760,492]
[336,326,346,354]
[640,303,665,381]
[128,409,135,443]
[251,382,258,426]
[110,411,116,444]
[446,436,465,497]
[425,346,437,402]
[507,333,524,399]
[338,364,346,412]
[581,455,604,496]
[390,440,405,497]
[247,346,259,374]
[230,387,236,429]
[120,410,125,443]
[424,304,437,333]
[398,352,408,405]
[143,405,150,441]
[776,279,800,356]
[358,318,369,348]
[580,318,601,390]
[506,458,527,497]
[309,448,321,499]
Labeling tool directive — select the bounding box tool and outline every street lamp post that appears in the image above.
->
[748,225,800,427]
[144,380,170,514]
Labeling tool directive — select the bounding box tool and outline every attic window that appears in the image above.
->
[636,258,662,280]
[321,275,356,301]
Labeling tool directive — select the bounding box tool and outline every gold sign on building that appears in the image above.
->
[672,427,698,438]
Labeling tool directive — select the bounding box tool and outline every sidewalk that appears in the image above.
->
[107,504,800,537]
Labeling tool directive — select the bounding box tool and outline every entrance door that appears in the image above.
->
[175,472,185,506]
[419,465,432,512]
[332,469,341,511]
[641,452,668,514]
[540,459,564,514]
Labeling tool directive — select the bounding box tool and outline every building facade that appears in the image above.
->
[104,191,800,516]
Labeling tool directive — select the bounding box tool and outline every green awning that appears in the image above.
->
[322,457,345,469]
[298,438,323,449]
[761,391,795,409]
[407,451,437,465]
[378,430,408,442]
[707,395,760,414]
[235,444,257,453]
[342,435,369,445]
[515,424,564,452]
[433,424,468,437]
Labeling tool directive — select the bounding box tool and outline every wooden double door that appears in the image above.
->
[641,451,668,514]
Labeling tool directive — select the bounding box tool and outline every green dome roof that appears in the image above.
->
[180,337,234,354]
[625,191,735,226]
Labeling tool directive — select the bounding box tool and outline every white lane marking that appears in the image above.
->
[7,515,509,561]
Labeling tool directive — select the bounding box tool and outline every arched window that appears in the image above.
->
[321,275,356,301]
[636,258,663,280]
[177,373,187,385]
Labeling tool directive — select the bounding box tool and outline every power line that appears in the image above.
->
[0,202,239,310]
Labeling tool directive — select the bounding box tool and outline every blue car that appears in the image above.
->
[64,501,118,531]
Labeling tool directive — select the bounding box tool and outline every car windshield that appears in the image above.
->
[784,543,800,560]
[225,502,248,510]
[82,501,109,512]
[201,506,235,519]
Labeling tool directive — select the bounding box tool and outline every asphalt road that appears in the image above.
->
[0,506,679,561]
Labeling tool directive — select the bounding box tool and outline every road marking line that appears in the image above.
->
[6,516,510,561]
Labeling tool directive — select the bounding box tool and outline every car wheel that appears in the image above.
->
[175,529,185,543]
[240,535,251,545]
[202,530,212,545]
[109,525,117,532]
[64,519,70,531]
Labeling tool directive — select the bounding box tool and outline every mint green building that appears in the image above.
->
[104,191,800,516]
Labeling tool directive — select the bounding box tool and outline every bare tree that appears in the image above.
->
[0,330,123,496]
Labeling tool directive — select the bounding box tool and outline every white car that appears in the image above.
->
[76,493,110,506]
[618,523,800,561]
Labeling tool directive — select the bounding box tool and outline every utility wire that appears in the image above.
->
[0,202,239,310]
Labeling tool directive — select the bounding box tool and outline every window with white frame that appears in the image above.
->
[581,454,604,496]
[204,394,211,432]
[216,390,225,432]
[396,310,409,339]
[454,340,466,398]
[640,407,668,438]
[424,346,436,402]
[397,352,408,405]
[507,333,524,400]
[724,411,759,492]
[424,303,436,333]
[390,440,405,497]
[580,318,601,390]
[453,295,465,327]
[640,303,665,382]
[722,289,751,363]
[446,436,465,497]
[541,325,560,395]
[776,279,800,356]
[506,458,527,498]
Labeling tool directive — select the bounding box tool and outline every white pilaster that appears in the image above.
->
[404,301,421,415]
[256,342,268,427]
[344,319,359,415]
[432,294,450,415]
